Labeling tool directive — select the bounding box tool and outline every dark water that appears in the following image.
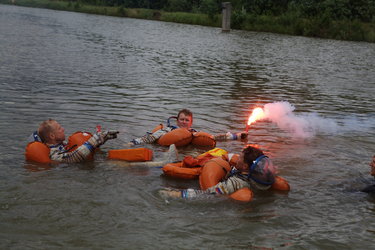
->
[1,4,375,249]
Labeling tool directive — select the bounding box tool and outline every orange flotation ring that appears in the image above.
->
[66,131,93,151]
[162,162,202,179]
[157,128,193,147]
[151,121,216,147]
[199,157,232,189]
[162,148,228,180]
[191,131,216,147]
[228,187,254,202]
[25,131,95,164]
[25,141,51,164]
[271,176,290,191]
[199,157,254,202]
[67,131,94,160]
[108,148,153,162]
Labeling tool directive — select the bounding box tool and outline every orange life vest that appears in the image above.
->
[162,162,202,179]
[199,157,254,202]
[161,148,229,179]
[25,141,51,164]
[151,122,216,147]
[25,131,94,163]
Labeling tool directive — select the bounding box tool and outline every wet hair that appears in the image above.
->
[177,109,193,122]
[38,119,56,143]
[242,146,264,167]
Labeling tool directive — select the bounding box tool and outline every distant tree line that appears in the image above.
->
[76,0,374,22]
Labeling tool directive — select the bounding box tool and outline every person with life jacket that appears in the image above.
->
[129,109,195,145]
[128,108,248,146]
[159,145,278,199]
[29,119,118,163]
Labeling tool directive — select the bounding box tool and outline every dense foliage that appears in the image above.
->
[79,0,375,23]
[3,0,374,41]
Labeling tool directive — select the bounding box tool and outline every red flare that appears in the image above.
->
[245,107,265,132]
[96,125,101,133]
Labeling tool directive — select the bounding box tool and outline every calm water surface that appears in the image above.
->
[1,4,375,249]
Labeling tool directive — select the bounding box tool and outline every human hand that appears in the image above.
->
[94,130,119,145]
[158,188,182,199]
[239,132,248,140]
[105,130,119,140]
[125,142,136,147]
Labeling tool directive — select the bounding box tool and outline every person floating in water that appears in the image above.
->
[129,109,195,145]
[129,108,248,146]
[28,119,118,163]
[159,145,281,199]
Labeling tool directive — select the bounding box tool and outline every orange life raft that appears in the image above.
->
[25,131,94,164]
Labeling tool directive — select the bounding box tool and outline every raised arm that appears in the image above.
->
[50,131,118,163]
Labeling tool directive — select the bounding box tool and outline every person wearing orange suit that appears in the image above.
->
[159,145,278,199]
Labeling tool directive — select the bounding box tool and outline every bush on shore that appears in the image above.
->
[1,0,374,42]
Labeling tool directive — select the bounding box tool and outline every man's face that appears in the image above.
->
[177,113,192,129]
[50,121,65,143]
[236,152,249,172]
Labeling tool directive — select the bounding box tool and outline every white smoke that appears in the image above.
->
[260,101,339,138]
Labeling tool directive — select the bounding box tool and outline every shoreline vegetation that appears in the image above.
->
[1,0,374,43]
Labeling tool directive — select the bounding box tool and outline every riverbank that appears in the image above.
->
[1,0,374,43]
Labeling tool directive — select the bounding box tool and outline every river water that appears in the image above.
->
[1,4,375,249]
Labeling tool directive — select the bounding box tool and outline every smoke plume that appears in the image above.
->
[261,102,339,138]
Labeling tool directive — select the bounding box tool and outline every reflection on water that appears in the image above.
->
[0,4,375,249]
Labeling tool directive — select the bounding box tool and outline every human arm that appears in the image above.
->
[159,188,209,199]
[130,127,173,145]
[50,131,118,163]
[213,132,248,141]
[206,176,250,195]
[159,176,250,199]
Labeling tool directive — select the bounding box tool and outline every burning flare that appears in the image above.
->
[245,107,266,132]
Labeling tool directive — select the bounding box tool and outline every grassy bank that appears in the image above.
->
[1,0,374,42]
[0,0,220,26]
[238,13,375,42]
